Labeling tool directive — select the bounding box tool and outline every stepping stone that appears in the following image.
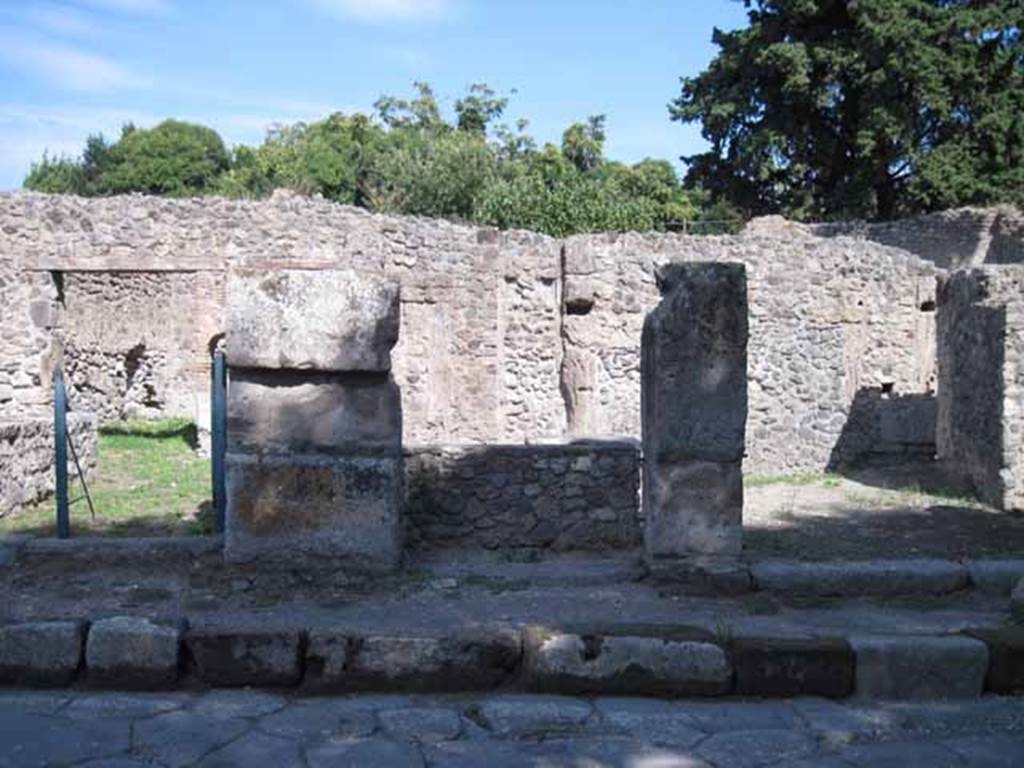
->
[850,634,988,699]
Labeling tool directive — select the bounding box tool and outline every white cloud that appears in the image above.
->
[0,38,149,92]
[309,0,450,23]
[26,3,104,38]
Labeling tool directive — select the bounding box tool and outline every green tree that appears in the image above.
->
[671,0,1024,220]
[99,120,230,196]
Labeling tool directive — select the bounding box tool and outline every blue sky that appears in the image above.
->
[0,1,750,191]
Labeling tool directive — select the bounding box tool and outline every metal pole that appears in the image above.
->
[211,349,227,533]
[54,368,69,539]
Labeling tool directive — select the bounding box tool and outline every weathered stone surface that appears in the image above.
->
[967,559,1024,595]
[226,268,399,372]
[751,559,968,597]
[695,729,815,768]
[224,453,402,567]
[937,267,1024,511]
[258,699,378,739]
[474,694,594,738]
[227,371,401,455]
[85,616,181,687]
[965,627,1024,693]
[642,263,747,560]
[306,630,521,691]
[306,737,425,768]
[186,626,302,686]
[0,620,85,685]
[404,441,642,552]
[0,712,131,767]
[198,731,304,767]
[525,630,731,696]
[594,699,705,747]
[732,637,854,698]
[851,634,989,699]
[1013,576,1024,622]
[133,710,251,767]
[378,706,463,742]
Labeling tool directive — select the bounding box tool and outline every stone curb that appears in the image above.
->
[1,618,1023,700]
[749,559,969,597]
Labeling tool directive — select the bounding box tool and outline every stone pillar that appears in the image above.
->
[224,269,403,568]
[937,267,1024,512]
[642,263,748,562]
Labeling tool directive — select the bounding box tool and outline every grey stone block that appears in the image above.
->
[0,620,85,685]
[226,269,399,372]
[474,694,594,738]
[306,630,521,692]
[751,559,968,597]
[968,559,1024,595]
[186,626,302,687]
[306,738,425,768]
[695,729,815,768]
[641,263,747,560]
[644,459,743,558]
[85,616,181,687]
[851,634,989,699]
[224,453,402,568]
[525,631,731,696]
[228,371,401,455]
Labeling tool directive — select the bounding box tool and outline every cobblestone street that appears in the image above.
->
[1,689,1023,767]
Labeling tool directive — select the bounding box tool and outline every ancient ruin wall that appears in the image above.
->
[0,192,954,476]
[562,231,939,473]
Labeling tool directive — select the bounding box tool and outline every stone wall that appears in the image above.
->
[0,191,988,478]
[812,206,1024,269]
[937,267,1024,511]
[0,266,61,417]
[563,230,938,474]
[0,414,97,518]
[404,441,640,551]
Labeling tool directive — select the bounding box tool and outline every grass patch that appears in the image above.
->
[1,419,212,538]
[745,471,842,488]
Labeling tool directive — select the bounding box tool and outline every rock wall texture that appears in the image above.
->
[0,267,61,417]
[811,206,1024,269]
[1,191,994,478]
[0,414,97,518]
[937,267,1024,511]
[404,442,640,551]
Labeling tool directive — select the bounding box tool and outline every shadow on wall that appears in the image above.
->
[826,387,951,491]
[403,441,642,553]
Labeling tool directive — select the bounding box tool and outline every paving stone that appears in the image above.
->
[197,731,304,767]
[473,694,594,738]
[751,559,968,597]
[851,634,989,699]
[789,697,904,746]
[678,701,804,733]
[308,630,521,692]
[941,734,1024,767]
[966,627,1024,693]
[0,690,71,714]
[379,706,463,742]
[305,737,424,768]
[887,696,1024,736]
[77,758,154,767]
[596,700,706,747]
[132,710,251,767]
[526,630,731,696]
[0,620,85,685]
[0,712,130,767]
[189,689,288,719]
[258,699,378,740]
[65,692,190,719]
[837,740,964,767]
[732,636,854,697]
[86,616,182,687]
[967,560,1024,595]
[695,728,816,768]
[529,737,714,767]
[186,626,302,686]
[1013,577,1024,622]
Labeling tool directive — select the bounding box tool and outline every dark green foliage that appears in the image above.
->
[22,84,709,236]
[672,0,1024,220]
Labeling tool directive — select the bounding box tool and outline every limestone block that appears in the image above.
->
[0,620,85,685]
[644,459,743,558]
[186,626,303,686]
[851,634,988,699]
[732,637,854,698]
[642,262,747,560]
[226,269,399,372]
[306,630,521,692]
[228,371,401,455]
[224,453,401,567]
[85,616,182,687]
[525,631,731,696]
